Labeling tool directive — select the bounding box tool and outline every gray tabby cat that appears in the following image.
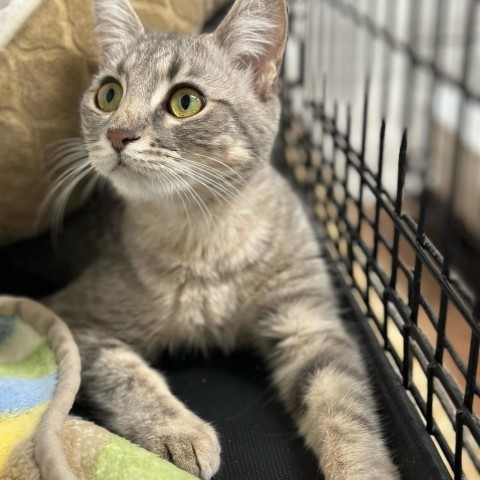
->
[45,0,399,478]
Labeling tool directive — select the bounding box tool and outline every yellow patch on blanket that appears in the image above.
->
[0,403,47,471]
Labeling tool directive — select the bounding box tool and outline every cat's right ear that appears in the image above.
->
[213,0,288,94]
[94,0,144,61]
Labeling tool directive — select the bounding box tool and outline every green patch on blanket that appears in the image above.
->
[0,342,56,379]
[94,436,198,480]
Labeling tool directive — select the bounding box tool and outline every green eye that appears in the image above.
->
[168,87,204,118]
[96,81,123,112]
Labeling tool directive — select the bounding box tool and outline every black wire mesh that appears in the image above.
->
[280,0,480,478]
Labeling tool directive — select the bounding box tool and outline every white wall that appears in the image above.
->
[0,0,42,49]
[286,0,480,224]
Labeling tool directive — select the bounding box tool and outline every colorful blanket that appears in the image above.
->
[0,296,197,480]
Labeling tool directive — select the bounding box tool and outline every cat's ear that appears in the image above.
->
[94,0,144,60]
[214,0,288,92]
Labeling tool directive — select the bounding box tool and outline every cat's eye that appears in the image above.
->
[96,81,123,112]
[168,87,204,118]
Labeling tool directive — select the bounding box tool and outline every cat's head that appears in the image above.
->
[81,0,288,201]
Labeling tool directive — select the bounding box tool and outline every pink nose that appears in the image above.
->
[107,129,140,152]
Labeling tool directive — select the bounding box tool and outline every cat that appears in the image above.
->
[44,0,400,478]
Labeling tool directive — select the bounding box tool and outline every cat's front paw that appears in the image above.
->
[151,414,221,480]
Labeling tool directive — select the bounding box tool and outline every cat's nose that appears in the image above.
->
[107,129,140,152]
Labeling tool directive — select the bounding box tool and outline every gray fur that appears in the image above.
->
[45,0,399,478]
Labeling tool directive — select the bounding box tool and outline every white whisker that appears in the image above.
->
[37,138,99,240]
[182,149,247,186]
[39,164,91,218]
[176,164,237,207]
[180,160,242,200]
[172,171,213,228]
[45,139,85,164]
[79,174,102,203]
[44,152,90,183]
[47,137,84,147]
[50,167,93,236]
[161,168,192,229]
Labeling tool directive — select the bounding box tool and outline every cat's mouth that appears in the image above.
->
[109,152,145,178]
[110,153,129,173]
[114,152,130,169]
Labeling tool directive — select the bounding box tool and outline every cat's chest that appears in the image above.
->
[143,263,245,349]
[164,270,238,324]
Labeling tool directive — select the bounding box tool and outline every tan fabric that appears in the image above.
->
[0,0,228,247]
[2,437,40,480]
[60,417,112,480]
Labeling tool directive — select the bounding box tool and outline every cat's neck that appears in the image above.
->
[122,164,281,273]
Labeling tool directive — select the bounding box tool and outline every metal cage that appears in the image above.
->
[279,0,480,478]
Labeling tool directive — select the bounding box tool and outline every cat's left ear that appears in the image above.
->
[214,0,288,94]
[94,0,144,61]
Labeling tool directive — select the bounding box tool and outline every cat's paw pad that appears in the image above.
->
[154,417,221,480]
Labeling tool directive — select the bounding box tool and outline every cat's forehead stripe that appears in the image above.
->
[167,56,182,82]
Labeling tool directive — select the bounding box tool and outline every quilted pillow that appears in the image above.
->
[0,0,228,246]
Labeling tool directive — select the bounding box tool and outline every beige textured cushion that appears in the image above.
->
[0,0,227,247]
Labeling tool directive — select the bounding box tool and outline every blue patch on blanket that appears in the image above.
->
[0,374,57,414]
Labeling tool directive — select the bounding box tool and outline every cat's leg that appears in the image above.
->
[255,297,399,480]
[73,329,220,480]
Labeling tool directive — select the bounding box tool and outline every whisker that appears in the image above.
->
[38,164,90,215]
[171,166,245,224]
[45,141,86,165]
[184,159,240,194]
[78,174,102,204]
[182,149,247,186]
[177,161,245,213]
[50,167,93,236]
[46,137,83,148]
[161,168,192,229]
[39,163,92,218]
[176,164,237,206]
[173,171,213,227]
[37,137,98,240]
[49,150,88,169]
[42,153,90,186]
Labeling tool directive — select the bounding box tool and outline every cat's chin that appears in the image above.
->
[110,178,169,203]
[107,169,187,205]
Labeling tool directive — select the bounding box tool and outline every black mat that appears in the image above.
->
[159,350,319,479]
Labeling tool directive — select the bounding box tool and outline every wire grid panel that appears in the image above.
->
[285,0,480,245]
[281,0,480,478]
